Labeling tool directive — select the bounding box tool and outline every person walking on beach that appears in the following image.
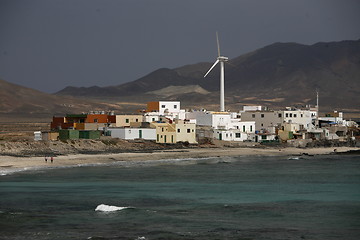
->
[45,156,47,162]
[51,156,53,163]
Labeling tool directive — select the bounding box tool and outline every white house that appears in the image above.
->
[187,110,256,142]
[147,101,180,115]
[282,109,314,130]
[213,129,255,142]
[186,110,232,129]
[146,101,187,121]
[108,128,156,140]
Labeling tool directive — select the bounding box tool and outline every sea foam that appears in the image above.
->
[95,204,128,212]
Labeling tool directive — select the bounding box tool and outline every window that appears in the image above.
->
[286,113,289,117]
[187,129,191,133]
[261,123,264,127]
[290,113,292,117]
[125,119,129,123]
[262,135,267,140]
[250,126,253,132]
[157,134,159,141]
[301,114,303,118]
[261,114,264,118]
[162,127,164,132]
[235,133,241,138]
[294,114,297,118]
[177,129,180,133]
[161,105,166,108]
[152,118,155,122]
[243,126,245,132]
[252,114,255,118]
[174,105,177,109]
[94,119,98,123]
[192,129,194,132]
[278,113,282,118]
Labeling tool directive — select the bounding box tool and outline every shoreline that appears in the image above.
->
[1,146,359,175]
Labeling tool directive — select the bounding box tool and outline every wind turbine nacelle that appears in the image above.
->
[217,56,229,61]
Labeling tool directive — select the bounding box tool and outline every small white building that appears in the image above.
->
[282,109,314,130]
[143,112,161,123]
[147,101,180,115]
[34,131,42,141]
[187,110,255,142]
[213,129,254,142]
[108,128,156,140]
[186,110,232,129]
[145,101,187,121]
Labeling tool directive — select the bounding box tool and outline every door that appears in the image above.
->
[219,133,222,140]
[139,130,142,139]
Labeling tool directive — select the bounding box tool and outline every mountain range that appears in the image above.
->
[1,39,359,118]
[56,39,360,112]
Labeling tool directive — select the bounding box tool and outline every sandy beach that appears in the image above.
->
[1,146,359,175]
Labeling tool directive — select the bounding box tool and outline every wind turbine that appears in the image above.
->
[204,32,228,112]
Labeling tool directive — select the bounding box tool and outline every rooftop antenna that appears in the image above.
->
[204,32,228,112]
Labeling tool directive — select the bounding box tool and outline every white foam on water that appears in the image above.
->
[95,204,129,212]
[135,237,146,240]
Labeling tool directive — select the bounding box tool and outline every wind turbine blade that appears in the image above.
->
[216,31,221,57]
[204,59,219,78]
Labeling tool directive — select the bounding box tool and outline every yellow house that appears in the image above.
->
[174,120,197,144]
[154,120,197,144]
[115,115,143,127]
[155,122,176,144]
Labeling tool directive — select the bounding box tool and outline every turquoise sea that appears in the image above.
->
[0,154,359,239]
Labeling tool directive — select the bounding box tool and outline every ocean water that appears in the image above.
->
[0,154,360,240]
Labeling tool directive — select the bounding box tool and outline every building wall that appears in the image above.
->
[175,121,197,144]
[51,117,66,130]
[147,101,180,115]
[230,120,255,133]
[109,128,156,140]
[187,111,231,129]
[143,113,160,123]
[147,101,160,112]
[155,123,176,144]
[158,101,180,115]
[241,111,282,132]
[213,129,250,141]
[86,114,109,124]
[187,111,213,126]
[282,110,313,129]
[243,105,264,111]
[115,115,143,127]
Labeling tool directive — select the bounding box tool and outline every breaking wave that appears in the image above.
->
[95,204,130,212]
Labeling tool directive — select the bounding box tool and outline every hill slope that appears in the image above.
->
[0,79,126,117]
[55,39,360,111]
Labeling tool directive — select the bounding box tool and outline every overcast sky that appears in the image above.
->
[0,0,359,93]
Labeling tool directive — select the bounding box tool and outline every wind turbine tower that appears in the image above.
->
[204,32,228,112]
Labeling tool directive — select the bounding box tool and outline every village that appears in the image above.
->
[34,98,359,149]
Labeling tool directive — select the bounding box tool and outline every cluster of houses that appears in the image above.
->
[36,100,358,146]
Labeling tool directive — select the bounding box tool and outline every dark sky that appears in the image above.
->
[1,0,359,93]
